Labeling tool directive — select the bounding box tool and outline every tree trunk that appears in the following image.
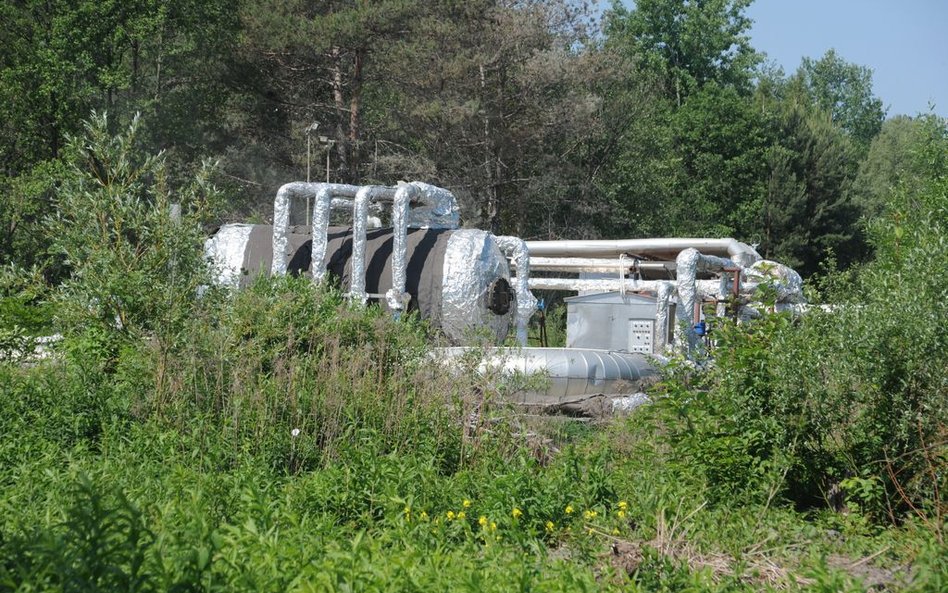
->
[348,47,365,181]
[480,62,497,233]
[330,45,350,182]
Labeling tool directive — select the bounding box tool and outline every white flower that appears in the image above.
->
[291,428,301,438]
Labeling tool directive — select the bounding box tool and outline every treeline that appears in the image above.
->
[0,0,934,276]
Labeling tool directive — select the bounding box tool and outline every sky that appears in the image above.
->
[746,0,947,118]
[604,0,948,118]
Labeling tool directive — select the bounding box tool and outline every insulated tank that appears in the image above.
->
[204,224,516,344]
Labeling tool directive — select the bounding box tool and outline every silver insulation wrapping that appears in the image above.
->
[388,184,420,312]
[272,182,359,277]
[351,186,397,303]
[407,181,461,229]
[440,230,513,344]
[655,281,675,352]
[203,224,253,287]
[746,260,805,303]
[674,248,740,350]
[495,235,538,346]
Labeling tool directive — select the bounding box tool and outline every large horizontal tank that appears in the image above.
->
[205,224,516,344]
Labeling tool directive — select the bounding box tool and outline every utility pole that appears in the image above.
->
[319,135,335,183]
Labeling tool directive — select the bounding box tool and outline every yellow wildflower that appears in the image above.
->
[618,501,628,511]
[403,506,411,517]
[583,510,598,520]
[462,499,472,508]
[490,521,497,531]
[545,521,555,533]
[478,515,488,527]
[565,505,574,515]
[617,510,627,519]
[612,528,620,535]
[446,511,456,520]
[419,511,428,521]
[457,511,466,520]
[512,507,523,519]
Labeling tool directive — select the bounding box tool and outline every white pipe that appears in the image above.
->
[524,238,761,267]
[528,276,728,295]
[272,182,359,276]
[351,185,397,303]
[495,236,538,346]
[518,257,676,275]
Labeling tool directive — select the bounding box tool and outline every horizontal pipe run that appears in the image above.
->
[524,238,761,267]
[516,257,677,274]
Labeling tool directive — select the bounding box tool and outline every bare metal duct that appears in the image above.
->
[525,238,761,267]
[494,236,538,346]
[272,182,360,276]
[438,347,657,405]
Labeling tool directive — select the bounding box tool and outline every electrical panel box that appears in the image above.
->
[565,292,671,354]
[627,319,654,354]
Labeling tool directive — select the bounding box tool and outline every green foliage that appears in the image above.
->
[46,112,220,347]
[646,115,948,519]
[605,0,760,104]
[796,49,886,151]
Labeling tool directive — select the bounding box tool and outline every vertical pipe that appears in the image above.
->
[495,236,538,346]
[273,182,358,277]
[655,281,675,352]
[388,183,419,313]
[351,186,396,304]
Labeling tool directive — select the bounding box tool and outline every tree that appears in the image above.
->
[795,49,886,151]
[0,0,241,267]
[851,115,928,217]
[603,0,759,105]
[755,101,863,274]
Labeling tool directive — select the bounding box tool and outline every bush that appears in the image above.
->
[647,115,948,519]
[45,112,220,350]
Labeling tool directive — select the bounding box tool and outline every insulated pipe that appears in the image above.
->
[675,248,740,351]
[388,183,421,313]
[272,182,359,276]
[515,257,676,275]
[655,281,675,352]
[351,185,397,303]
[310,185,360,282]
[407,181,461,229]
[527,276,730,295]
[495,236,538,346]
[524,238,761,267]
